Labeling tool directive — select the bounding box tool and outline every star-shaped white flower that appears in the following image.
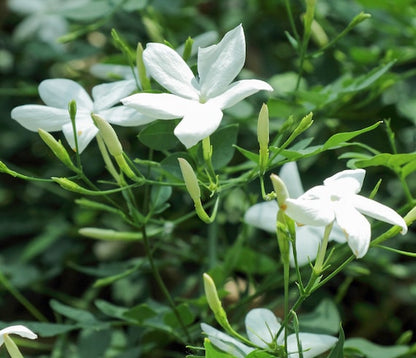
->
[202,308,337,358]
[0,325,37,346]
[244,162,346,266]
[11,78,152,153]
[8,0,87,49]
[284,169,408,258]
[121,24,273,148]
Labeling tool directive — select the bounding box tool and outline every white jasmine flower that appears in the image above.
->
[90,30,219,83]
[202,308,337,358]
[284,169,408,258]
[8,0,87,49]
[11,78,152,153]
[121,24,273,148]
[0,324,37,346]
[244,162,346,266]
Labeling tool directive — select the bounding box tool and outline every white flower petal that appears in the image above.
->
[143,43,199,100]
[37,14,68,45]
[200,323,253,358]
[121,93,190,119]
[198,24,246,99]
[174,102,223,148]
[285,196,335,227]
[8,0,45,14]
[244,201,278,233]
[323,169,365,195]
[12,15,43,42]
[90,63,136,80]
[11,105,69,132]
[352,195,408,235]
[330,223,348,243]
[39,79,93,110]
[92,80,138,111]
[209,79,273,109]
[245,308,282,347]
[290,226,323,267]
[287,332,337,358]
[62,116,98,153]
[279,162,304,199]
[334,202,370,258]
[0,325,37,347]
[101,106,155,127]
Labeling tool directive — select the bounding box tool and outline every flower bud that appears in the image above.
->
[52,177,97,195]
[38,129,77,171]
[137,42,151,91]
[92,114,122,156]
[79,227,143,241]
[178,158,200,202]
[257,104,269,173]
[270,173,289,209]
[293,112,313,137]
[182,36,194,61]
[203,273,223,316]
[92,114,137,180]
[68,100,77,121]
[0,161,17,177]
[350,12,371,27]
[203,273,230,328]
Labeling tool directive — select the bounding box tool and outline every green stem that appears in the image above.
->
[141,227,191,343]
[0,271,48,322]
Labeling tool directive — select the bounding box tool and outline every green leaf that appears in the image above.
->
[50,300,97,324]
[210,124,239,170]
[322,121,381,150]
[348,152,416,173]
[327,326,345,358]
[164,303,195,327]
[95,300,129,320]
[77,328,112,358]
[234,145,259,163]
[204,339,236,358]
[344,338,409,358]
[150,185,172,212]
[280,122,381,160]
[298,298,341,335]
[227,247,276,275]
[123,303,157,324]
[138,121,178,150]
[341,60,396,93]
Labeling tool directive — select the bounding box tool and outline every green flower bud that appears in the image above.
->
[257,103,269,173]
[203,273,223,316]
[182,36,194,61]
[92,114,122,156]
[68,100,77,121]
[38,129,78,171]
[79,227,143,241]
[52,177,98,195]
[178,158,201,202]
[270,173,289,209]
[137,42,151,91]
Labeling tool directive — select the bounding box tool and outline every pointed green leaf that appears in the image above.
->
[138,120,179,150]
